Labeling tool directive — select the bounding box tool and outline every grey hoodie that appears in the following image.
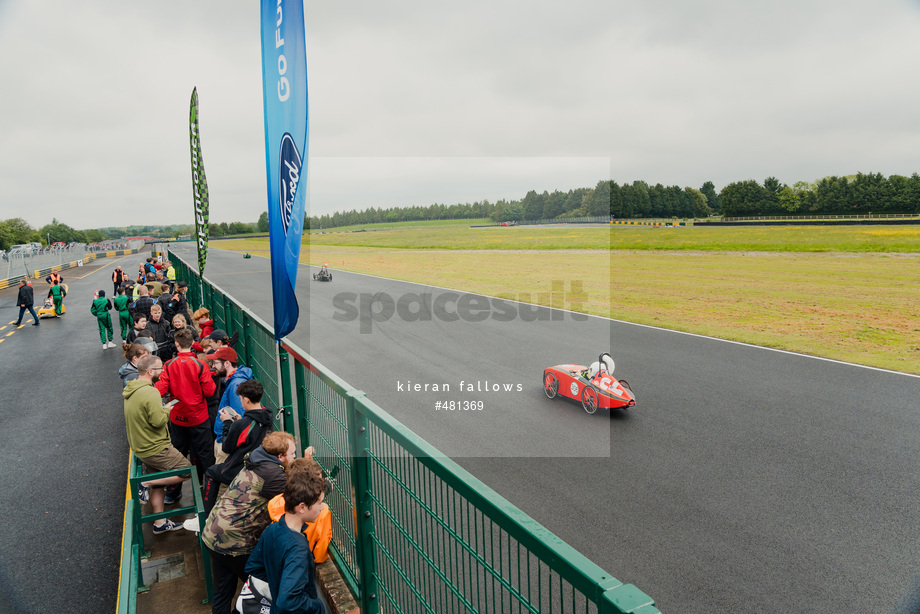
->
[119,361,139,387]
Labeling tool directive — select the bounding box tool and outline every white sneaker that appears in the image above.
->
[102,343,108,350]
[108,341,117,348]
[183,517,201,533]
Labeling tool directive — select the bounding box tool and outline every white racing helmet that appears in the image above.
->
[588,353,616,378]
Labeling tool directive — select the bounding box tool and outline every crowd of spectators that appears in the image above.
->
[117,257,330,614]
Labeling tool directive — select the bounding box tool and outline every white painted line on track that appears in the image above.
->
[183,246,920,380]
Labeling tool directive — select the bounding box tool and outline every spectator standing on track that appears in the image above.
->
[119,343,150,387]
[112,266,127,296]
[241,458,326,614]
[48,280,66,316]
[132,285,155,320]
[113,286,132,343]
[14,279,40,327]
[156,328,217,487]
[124,354,190,534]
[91,290,116,349]
[200,431,297,614]
[201,376,268,516]
[146,304,172,359]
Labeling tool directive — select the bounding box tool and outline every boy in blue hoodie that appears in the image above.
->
[243,459,326,614]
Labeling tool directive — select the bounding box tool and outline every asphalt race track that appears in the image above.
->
[171,243,920,613]
[0,255,137,613]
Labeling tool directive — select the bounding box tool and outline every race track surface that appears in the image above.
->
[0,256,136,613]
[171,243,920,613]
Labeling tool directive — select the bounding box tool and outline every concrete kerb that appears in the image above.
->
[316,558,360,614]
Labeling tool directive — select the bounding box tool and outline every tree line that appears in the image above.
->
[720,173,920,217]
[8,171,917,248]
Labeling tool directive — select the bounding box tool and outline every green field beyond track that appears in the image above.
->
[217,223,920,374]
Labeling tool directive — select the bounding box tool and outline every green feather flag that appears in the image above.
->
[189,87,209,275]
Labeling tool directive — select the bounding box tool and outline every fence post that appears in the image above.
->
[293,355,310,450]
[278,345,294,436]
[347,391,380,614]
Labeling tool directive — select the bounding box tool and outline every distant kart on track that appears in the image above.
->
[543,352,635,414]
[313,266,332,282]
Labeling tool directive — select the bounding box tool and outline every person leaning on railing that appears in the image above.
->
[239,458,326,614]
[200,431,297,614]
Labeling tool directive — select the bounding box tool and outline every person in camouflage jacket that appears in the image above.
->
[200,431,295,614]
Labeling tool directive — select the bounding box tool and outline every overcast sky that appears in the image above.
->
[1,0,919,230]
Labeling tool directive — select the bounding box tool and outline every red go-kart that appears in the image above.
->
[543,353,635,414]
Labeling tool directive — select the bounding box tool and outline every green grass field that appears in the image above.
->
[217,224,920,374]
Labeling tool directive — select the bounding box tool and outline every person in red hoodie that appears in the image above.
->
[156,328,217,498]
[193,307,214,339]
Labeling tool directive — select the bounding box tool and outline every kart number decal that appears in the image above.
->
[570,382,579,396]
[596,376,624,397]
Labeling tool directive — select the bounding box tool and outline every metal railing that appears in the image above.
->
[157,248,660,614]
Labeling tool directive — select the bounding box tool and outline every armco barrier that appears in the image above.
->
[157,248,660,614]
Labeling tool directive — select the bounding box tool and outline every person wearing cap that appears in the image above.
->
[164,281,192,325]
[206,346,253,463]
[112,266,128,295]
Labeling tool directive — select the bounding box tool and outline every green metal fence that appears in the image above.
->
[167,249,659,614]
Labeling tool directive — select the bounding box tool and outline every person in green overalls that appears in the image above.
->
[47,280,66,316]
[91,290,115,349]
[113,286,132,343]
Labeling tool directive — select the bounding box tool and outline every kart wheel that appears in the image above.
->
[619,380,631,391]
[581,386,598,414]
[543,373,558,399]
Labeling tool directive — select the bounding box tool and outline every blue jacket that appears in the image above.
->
[214,366,254,441]
[246,515,324,614]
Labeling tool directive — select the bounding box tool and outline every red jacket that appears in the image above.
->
[199,319,214,339]
[155,351,216,426]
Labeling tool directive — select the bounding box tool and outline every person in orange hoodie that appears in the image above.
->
[266,446,333,564]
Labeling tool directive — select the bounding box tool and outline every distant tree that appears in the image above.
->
[501,202,524,222]
[258,211,269,232]
[684,187,711,218]
[542,191,567,219]
[720,180,765,217]
[84,229,105,243]
[778,186,799,213]
[700,181,721,214]
[0,218,37,250]
[521,190,544,220]
[586,181,612,217]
